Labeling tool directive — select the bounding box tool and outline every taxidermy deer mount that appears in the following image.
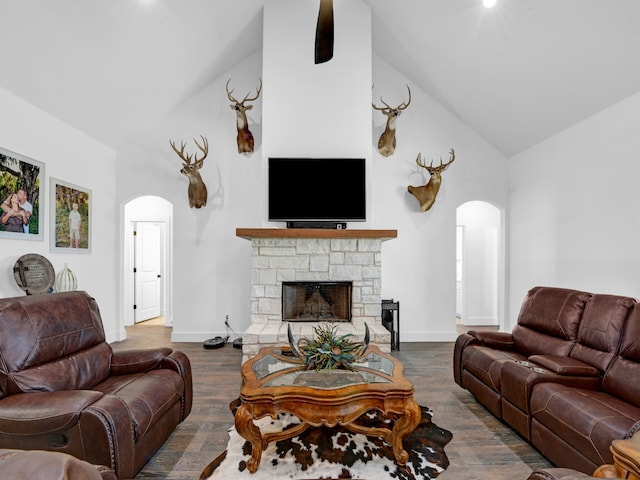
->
[408,148,455,212]
[315,0,334,64]
[169,135,208,209]
[226,78,262,155]
[372,85,411,157]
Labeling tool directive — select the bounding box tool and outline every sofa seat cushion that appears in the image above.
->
[462,345,527,394]
[93,369,185,440]
[531,382,640,466]
[0,390,104,435]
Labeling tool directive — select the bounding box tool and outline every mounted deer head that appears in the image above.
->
[226,78,262,155]
[372,84,411,157]
[169,135,208,209]
[408,148,455,212]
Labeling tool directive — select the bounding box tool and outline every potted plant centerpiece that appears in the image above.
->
[288,322,370,367]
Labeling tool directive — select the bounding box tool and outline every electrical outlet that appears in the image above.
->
[225,314,229,326]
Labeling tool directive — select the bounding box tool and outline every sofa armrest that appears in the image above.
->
[468,330,515,350]
[160,350,193,419]
[81,394,137,479]
[110,347,173,375]
[528,355,601,377]
[0,391,103,435]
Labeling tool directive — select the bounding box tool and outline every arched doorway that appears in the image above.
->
[122,196,174,329]
[456,201,505,331]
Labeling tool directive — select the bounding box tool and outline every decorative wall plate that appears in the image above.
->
[13,253,55,295]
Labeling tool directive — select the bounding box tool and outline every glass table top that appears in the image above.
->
[251,349,395,389]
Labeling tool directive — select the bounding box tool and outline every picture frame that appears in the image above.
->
[0,146,45,241]
[50,177,91,253]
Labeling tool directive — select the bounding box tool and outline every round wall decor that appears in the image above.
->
[13,253,55,295]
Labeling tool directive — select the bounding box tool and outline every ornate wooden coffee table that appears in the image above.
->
[235,345,421,473]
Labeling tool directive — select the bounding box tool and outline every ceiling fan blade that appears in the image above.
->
[315,0,334,64]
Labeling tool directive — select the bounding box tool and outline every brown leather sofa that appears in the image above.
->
[0,291,193,479]
[453,286,640,474]
[0,448,118,479]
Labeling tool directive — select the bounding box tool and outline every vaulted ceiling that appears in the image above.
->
[1,0,638,157]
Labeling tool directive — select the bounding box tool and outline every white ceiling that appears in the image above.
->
[1,0,639,157]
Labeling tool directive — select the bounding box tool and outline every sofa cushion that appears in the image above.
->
[602,304,640,407]
[93,369,185,440]
[513,287,592,357]
[531,382,640,467]
[569,294,636,373]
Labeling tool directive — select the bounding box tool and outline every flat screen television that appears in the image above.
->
[268,157,366,225]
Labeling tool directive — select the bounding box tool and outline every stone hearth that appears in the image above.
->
[236,228,397,361]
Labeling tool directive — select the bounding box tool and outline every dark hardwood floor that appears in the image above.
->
[112,320,552,479]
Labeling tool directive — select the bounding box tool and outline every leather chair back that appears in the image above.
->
[0,291,111,398]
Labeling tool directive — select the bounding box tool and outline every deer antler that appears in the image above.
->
[169,135,208,165]
[417,148,455,173]
[192,135,208,165]
[372,84,411,112]
[226,78,262,105]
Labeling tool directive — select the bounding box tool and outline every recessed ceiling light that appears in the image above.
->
[483,0,497,7]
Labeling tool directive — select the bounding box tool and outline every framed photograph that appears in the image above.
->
[50,177,91,253]
[0,146,45,241]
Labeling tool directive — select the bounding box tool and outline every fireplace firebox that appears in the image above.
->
[282,281,352,322]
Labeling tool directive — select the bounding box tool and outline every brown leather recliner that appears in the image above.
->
[0,291,193,480]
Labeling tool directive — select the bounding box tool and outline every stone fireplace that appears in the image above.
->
[237,228,397,361]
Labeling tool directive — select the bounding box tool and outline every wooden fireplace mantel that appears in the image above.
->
[236,228,397,240]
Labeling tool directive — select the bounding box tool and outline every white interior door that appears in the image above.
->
[134,222,162,323]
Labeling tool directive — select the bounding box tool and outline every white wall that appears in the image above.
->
[113,1,510,343]
[0,86,119,340]
[372,56,509,341]
[508,91,640,326]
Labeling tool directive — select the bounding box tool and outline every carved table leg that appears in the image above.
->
[391,398,422,465]
[234,403,263,473]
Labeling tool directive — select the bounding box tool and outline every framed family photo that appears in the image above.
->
[0,146,44,241]
[50,177,91,253]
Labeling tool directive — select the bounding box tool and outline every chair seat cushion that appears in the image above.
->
[93,370,184,439]
[0,390,104,435]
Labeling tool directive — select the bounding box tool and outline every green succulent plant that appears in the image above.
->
[298,322,365,371]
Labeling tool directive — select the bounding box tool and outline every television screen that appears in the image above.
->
[268,157,366,223]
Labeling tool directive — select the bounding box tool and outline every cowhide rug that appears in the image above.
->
[200,399,452,480]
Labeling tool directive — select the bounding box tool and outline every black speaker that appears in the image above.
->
[286,221,347,229]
